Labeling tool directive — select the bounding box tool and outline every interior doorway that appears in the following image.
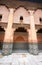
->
[0,26,5,52]
[37,28,42,51]
[13,27,29,52]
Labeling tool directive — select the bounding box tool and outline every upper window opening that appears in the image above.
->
[0,15,2,21]
[39,18,42,23]
[20,16,23,20]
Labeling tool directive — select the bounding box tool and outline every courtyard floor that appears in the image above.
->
[0,51,42,65]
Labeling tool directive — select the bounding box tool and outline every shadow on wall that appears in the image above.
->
[0,26,5,51]
[37,28,42,50]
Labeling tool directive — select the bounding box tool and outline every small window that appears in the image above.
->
[39,18,42,23]
[20,16,23,20]
[0,15,2,21]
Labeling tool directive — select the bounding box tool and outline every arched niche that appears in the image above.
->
[13,27,29,52]
[14,7,30,24]
[14,36,25,43]
[13,27,28,43]
[0,5,9,23]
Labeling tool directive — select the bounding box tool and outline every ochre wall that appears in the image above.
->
[13,32,28,43]
[0,5,42,24]
[0,32,42,43]
[37,33,42,43]
[0,6,9,23]
[0,32,5,42]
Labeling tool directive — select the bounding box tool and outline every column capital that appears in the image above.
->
[28,10,35,15]
[9,8,15,12]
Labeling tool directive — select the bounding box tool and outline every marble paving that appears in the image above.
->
[0,52,42,65]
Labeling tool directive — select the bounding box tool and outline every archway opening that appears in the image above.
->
[0,26,5,51]
[14,27,28,42]
[13,27,29,52]
[14,36,25,43]
[37,28,42,50]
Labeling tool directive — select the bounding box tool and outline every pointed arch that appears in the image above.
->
[13,27,28,43]
[14,7,29,24]
[14,36,25,42]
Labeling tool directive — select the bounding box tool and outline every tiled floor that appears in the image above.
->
[0,52,42,65]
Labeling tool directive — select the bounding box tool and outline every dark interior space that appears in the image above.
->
[0,26,5,32]
[37,28,42,33]
[0,26,5,50]
[37,28,42,50]
[13,27,28,52]
[15,27,27,32]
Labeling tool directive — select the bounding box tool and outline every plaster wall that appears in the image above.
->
[0,6,42,25]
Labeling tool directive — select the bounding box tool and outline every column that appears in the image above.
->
[27,29,31,52]
[2,8,15,55]
[29,10,38,54]
[28,30,33,53]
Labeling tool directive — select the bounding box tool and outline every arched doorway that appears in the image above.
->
[14,36,25,42]
[0,26,5,52]
[13,27,29,52]
[37,28,42,50]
